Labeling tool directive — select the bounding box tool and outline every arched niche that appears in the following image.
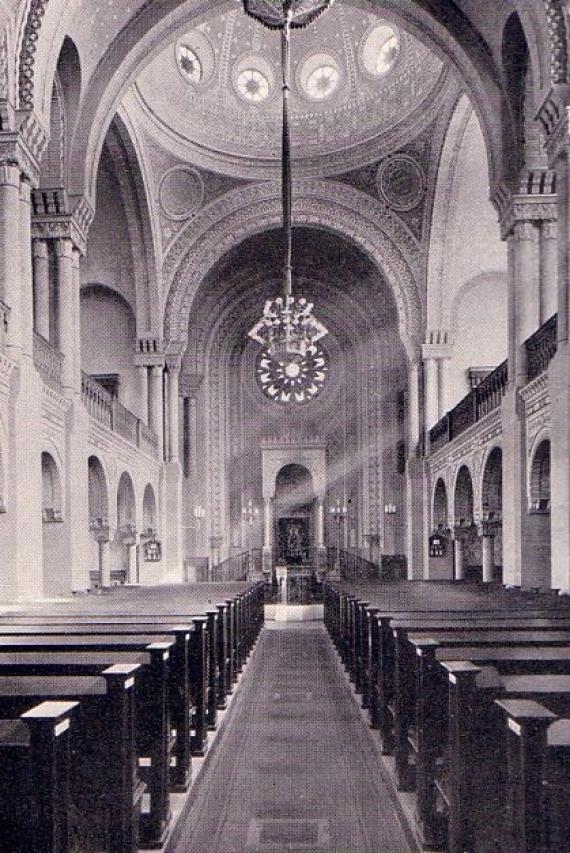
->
[41,451,66,596]
[117,471,136,531]
[482,447,503,517]
[530,439,551,512]
[454,465,474,527]
[528,438,551,590]
[41,452,62,523]
[88,455,109,526]
[142,483,158,537]
[432,478,448,530]
[481,446,503,581]
[80,283,138,412]
[274,463,315,564]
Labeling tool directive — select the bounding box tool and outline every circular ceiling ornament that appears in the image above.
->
[256,343,329,404]
[376,155,425,212]
[175,29,216,86]
[360,23,400,79]
[236,68,270,103]
[232,55,275,104]
[298,53,341,101]
[158,166,205,220]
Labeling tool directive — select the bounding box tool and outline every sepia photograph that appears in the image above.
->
[0,0,566,850]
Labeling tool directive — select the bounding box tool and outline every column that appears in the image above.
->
[55,238,76,391]
[149,364,164,459]
[406,359,427,579]
[454,538,465,581]
[263,497,273,552]
[0,164,22,354]
[137,364,149,425]
[32,239,50,339]
[99,540,111,587]
[539,220,558,323]
[551,143,570,591]
[407,362,421,454]
[502,216,539,588]
[127,543,137,585]
[423,357,439,432]
[19,179,34,359]
[315,498,325,550]
[168,359,181,462]
[482,533,495,583]
[510,221,540,384]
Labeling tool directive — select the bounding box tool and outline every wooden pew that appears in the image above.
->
[0,700,77,853]
[0,634,172,848]
[0,666,142,852]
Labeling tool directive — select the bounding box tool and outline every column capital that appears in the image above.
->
[422,332,452,362]
[0,162,21,188]
[0,109,48,187]
[165,354,182,374]
[32,200,92,255]
[542,220,558,240]
[32,238,49,259]
[53,237,74,259]
[495,190,557,241]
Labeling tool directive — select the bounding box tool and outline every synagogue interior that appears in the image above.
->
[0,0,569,850]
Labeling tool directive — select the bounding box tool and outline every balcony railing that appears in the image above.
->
[81,372,113,427]
[112,399,138,444]
[329,547,379,581]
[428,315,556,455]
[33,332,63,390]
[525,313,557,381]
[81,372,159,457]
[211,548,262,582]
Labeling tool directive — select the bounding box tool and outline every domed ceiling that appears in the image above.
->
[134,3,445,170]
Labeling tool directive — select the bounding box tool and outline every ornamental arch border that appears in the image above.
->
[163,181,423,363]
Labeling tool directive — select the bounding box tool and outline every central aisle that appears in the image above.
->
[174,622,414,852]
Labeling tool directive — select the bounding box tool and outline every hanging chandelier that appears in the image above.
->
[245,0,333,364]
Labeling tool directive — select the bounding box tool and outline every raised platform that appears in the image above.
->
[264,603,324,621]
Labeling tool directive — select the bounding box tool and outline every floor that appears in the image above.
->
[172,623,415,853]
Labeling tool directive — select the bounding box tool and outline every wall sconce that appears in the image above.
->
[329,500,347,518]
[194,504,206,520]
[384,504,397,515]
[242,499,260,525]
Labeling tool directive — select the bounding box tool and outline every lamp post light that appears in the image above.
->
[329,499,347,571]
[242,499,260,526]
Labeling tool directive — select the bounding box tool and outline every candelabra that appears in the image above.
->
[242,499,260,526]
[329,499,347,570]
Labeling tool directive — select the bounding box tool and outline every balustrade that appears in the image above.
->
[333,548,379,581]
[211,549,261,582]
[33,331,63,389]
[525,314,558,381]
[112,398,138,444]
[81,371,159,456]
[476,360,508,418]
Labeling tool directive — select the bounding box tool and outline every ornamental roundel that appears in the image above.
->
[376,155,425,212]
[159,166,204,220]
[256,343,329,405]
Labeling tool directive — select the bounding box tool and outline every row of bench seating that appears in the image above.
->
[323,580,570,852]
[0,581,264,852]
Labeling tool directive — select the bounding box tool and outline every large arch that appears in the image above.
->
[164,181,423,362]
[19,0,546,206]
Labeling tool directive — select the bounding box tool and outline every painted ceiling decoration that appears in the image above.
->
[136,4,444,164]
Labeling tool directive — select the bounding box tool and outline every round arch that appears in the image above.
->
[21,0,543,205]
[142,483,158,536]
[88,455,109,523]
[164,181,422,362]
[41,450,63,521]
[454,465,474,526]
[481,446,503,516]
[432,478,449,530]
[117,471,136,527]
[530,437,551,511]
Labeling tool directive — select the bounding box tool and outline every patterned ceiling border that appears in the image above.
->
[18,0,49,109]
[163,178,423,362]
